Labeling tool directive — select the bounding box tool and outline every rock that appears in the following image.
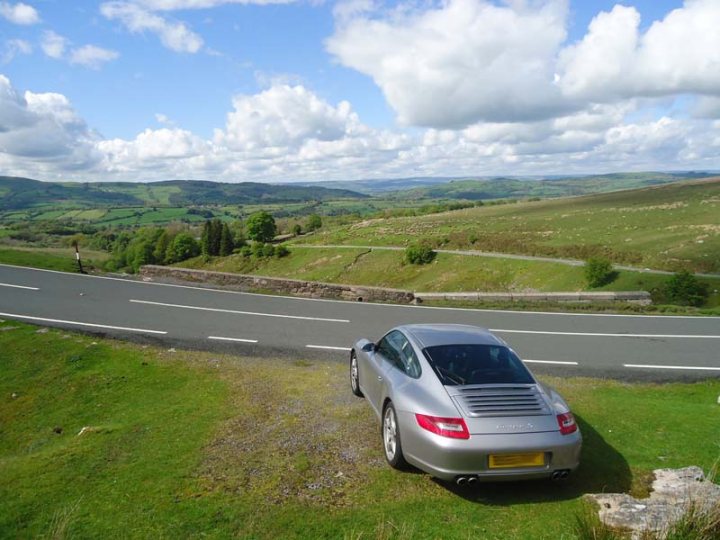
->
[36,328,49,334]
[11,392,18,399]
[167,348,176,353]
[587,466,720,539]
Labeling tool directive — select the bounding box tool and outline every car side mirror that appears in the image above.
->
[362,342,376,353]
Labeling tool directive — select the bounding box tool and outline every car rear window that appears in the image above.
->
[422,344,534,386]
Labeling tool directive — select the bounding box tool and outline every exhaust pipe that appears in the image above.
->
[551,470,570,481]
[467,476,478,486]
[455,476,468,486]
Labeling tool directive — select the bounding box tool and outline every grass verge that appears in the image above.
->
[1,321,719,538]
[0,247,106,273]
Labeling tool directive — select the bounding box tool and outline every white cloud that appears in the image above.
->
[2,39,31,64]
[327,0,572,128]
[40,31,68,59]
[558,0,720,101]
[134,0,291,9]
[69,45,120,69]
[0,2,40,25]
[100,1,204,53]
[0,76,101,175]
[215,84,364,151]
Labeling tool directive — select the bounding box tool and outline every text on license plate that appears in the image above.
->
[488,452,545,469]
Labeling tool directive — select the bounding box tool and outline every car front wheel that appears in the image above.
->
[382,402,408,470]
[350,352,363,397]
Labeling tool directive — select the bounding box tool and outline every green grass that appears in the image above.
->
[297,179,720,273]
[1,321,719,538]
[177,248,720,307]
[0,248,84,272]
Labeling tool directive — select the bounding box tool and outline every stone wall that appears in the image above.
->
[414,291,652,304]
[139,265,416,304]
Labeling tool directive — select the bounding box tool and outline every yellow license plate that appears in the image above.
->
[488,452,545,469]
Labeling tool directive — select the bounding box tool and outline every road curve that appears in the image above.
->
[1,263,719,382]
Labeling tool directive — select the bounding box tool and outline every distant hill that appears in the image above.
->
[296,171,715,198]
[0,177,368,211]
[384,172,716,201]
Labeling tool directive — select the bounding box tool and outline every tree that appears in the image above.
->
[307,214,322,231]
[584,257,615,288]
[201,220,211,256]
[405,243,436,265]
[166,233,200,263]
[209,219,222,256]
[246,211,277,243]
[292,223,302,236]
[663,271,708,307]
[219,222,234,256]
[153,230,172,265]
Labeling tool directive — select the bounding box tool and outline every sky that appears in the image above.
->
[1,0,720,183]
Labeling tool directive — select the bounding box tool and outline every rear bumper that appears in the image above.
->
[399,411,582,482]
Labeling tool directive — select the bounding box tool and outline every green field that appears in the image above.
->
[1,321,718,538]
[178,248,720,308]
[296,179,720,273]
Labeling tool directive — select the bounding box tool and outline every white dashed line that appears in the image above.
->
[491,328,720,339]
[129,299,350,323]
[0,312,167,334]
[624,363,720,371]
[0,282,39,290]
[306,345,351,351]
[522,359,579,366]
[208,336,258,343]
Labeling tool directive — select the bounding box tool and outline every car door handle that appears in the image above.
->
[377,376,383,381]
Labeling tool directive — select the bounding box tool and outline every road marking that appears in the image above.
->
[0,312,167,334]
[491,328,720,339]
[306,344,351,351]
[624,363,720,371]
[208,336,258,343]
[0,282,39,290]
[4,264,719,320]
[129,299,350,323]
[522,359,579,366]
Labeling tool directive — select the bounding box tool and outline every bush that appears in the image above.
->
[261,243,276,258]
[275,245,290,258]
[239,245,252,258]
[306,214,322,231]
[166,233,200,263]
[585,257,615,288]
[663,270,709,306]
[405,243,436,265]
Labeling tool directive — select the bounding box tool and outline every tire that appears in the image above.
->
[382,402,408,470]
[350,351,364,397]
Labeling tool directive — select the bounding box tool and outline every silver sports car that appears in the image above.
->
[350,324,581,485]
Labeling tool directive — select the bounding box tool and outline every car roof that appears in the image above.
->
[398,324,506,348]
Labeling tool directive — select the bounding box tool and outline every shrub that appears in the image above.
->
[275,245,290,258]
[292,224,302,236]
[166,233,200,263]
[306,214,322,231]
[239,245,252,258]
[584,257,615,288]
[663,270,709,307]
[261,243,276,258]
[405,243,436,265]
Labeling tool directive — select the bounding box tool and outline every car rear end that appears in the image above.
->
[400,382,582,483]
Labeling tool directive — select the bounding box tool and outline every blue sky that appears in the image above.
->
[1,0,720,182]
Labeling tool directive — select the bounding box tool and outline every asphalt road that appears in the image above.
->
[1,263,719,381]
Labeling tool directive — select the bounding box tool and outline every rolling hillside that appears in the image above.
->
[0,176,368,212]
[296,178,720,273]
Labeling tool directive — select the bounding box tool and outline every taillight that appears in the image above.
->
[557,412,577,435]
[415,414,470,439]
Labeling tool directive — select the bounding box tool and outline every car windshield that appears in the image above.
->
[422,344,534,386]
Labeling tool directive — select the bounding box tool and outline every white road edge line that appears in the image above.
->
[3,263,718,320]
[208,336,258,343]
[306,345,351,351]
[624,363,720,371]
[491,328,720,339]
[0,312,167,334]
[522,359,579,366]
[0,282,39,290]
[130,299,350,323]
